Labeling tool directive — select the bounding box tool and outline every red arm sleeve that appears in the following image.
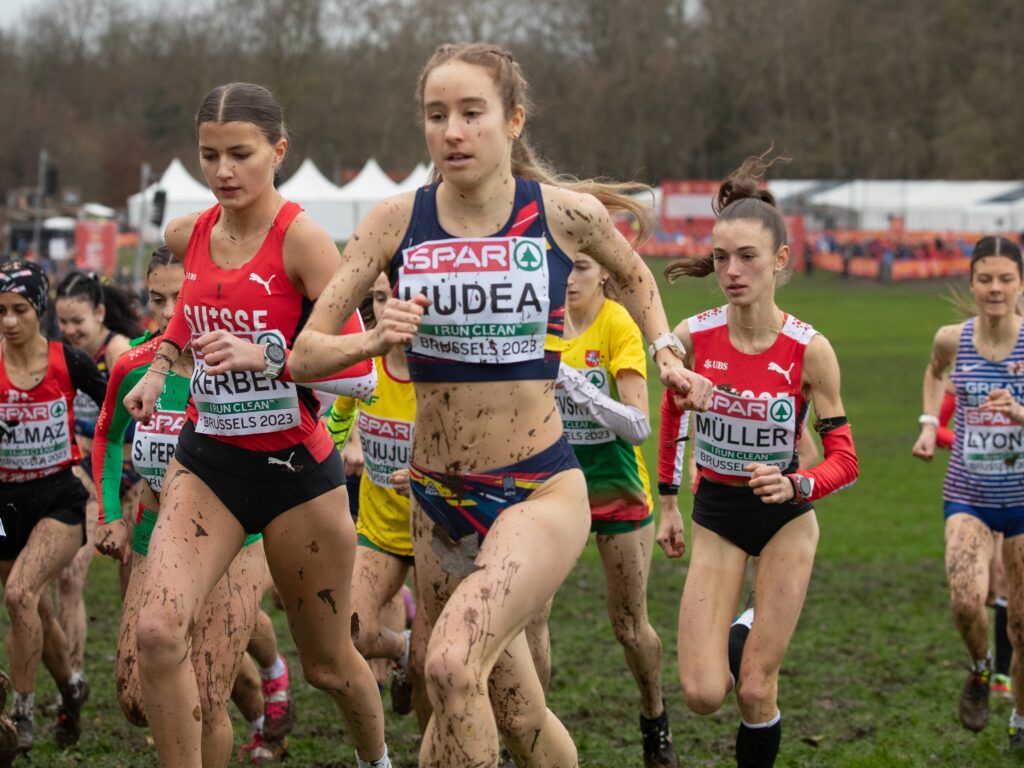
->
[658,389,689,495]
[799,423,858,502]
[936,391,955,450]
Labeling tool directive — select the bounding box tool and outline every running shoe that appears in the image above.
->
[237,731,288,765]
[994,673,1014,700]
[11,715,31,756]
[1010,724,1024,752]
[640,702,678,768]
[55,677,89,749]
[959,665,991,732]
[0,673,17,768]
[261,658,296,742]
[391,629,413,715]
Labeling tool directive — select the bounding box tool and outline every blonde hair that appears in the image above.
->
[417,43,652,243]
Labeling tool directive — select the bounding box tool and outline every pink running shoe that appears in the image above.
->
[261,658,296,742]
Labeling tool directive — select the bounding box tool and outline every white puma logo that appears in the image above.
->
[267,452,298,472]
[249,272,276,295]
[768,361,795,385]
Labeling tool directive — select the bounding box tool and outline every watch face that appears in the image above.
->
[266,343,286,365]
[798,476,812,497]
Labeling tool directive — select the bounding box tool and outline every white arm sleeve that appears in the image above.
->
[557,363,651,446]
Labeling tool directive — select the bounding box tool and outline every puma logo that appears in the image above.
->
[267,452,301,473]
[768,361,795,385]
[249,272,276,296]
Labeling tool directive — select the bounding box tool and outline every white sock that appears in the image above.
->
[973,653,993,673]
[68,671,83,687]
[996,597,1009,609]
[357,745,390,768]
[741,711,781,729]
[260,655,286,680]
[12,692,33,719]
[249,715,265,735]
[1011,710,1024,729]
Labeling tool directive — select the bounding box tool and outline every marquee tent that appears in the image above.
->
[127,159,215,242]
[278,159,349,241]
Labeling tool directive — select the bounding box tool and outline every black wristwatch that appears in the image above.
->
[788,474,812,503]
[262,342,287,380]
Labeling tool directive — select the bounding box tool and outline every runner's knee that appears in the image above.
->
[680,670,729,715]
[136,603,192,664]
[4,581,39,620]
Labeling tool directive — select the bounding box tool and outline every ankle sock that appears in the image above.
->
[357,744,390,768]
[12,692,33,719]
[260,655,286,681]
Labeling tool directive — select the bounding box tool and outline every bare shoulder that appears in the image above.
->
[805,332,839,368]
[933,323,963,352]
[163,213,201,257]
[343,191,417,266]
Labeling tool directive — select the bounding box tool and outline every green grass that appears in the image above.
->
[3,268,1011,766]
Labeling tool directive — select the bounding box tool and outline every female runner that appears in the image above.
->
[555,252,676,767]
[0,260,106,755]
[121,82,387,768]
[54,272,143,682]
[289,42,711,768]
[912,236,1024,747]
[93,246,296,765]
[661,156,858,768]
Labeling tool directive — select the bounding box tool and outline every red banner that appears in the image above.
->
[75,221,117,274]
[659,181,719,236]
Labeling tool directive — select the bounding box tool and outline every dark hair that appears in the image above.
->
[147,246,182,277]
[665,150,789,282]
[55,271,143,339]
[416,43,652,242]
[195,83,287,145]
[970,236,1023,277]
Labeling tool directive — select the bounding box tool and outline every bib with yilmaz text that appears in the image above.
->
[398,237,549,364]
[555,367,615,445]
[962,407,1024,475]
[357,411,414,489]
[132,408,186,492]
[190,330,300,436]
[693,389,797,478]
[0,397,72,471]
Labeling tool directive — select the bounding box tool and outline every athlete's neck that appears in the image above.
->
[80,329,107,360]
[435,171,515,237]
[385,347,409,381]
[726,300,783,354]
[2,334,47,369]
[219,190,283,242]
[975,311,1021,349]
[565,296,604,340]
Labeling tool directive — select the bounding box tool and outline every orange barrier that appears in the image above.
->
[847,257,880,278]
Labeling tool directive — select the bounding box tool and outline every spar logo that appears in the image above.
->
[769,399,793,424]
[50,400,67,419]
[711,391,769,420]
[513,241,543,272]
[585,369,607,390]
[966,410,1013,427]
[404,239,513,273]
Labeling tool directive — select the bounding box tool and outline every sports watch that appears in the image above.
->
[788,474,812,503]
[649,333,687,361]
[262,342,286,380]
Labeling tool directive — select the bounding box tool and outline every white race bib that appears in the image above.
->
[132,409,186,492]
[357,411,413,488]
[399,237,549,364]
[0,397,72,471]
[190,330,300,437]
[693,389,796,478]
[962,407,1024,475]
[556,367,615,445]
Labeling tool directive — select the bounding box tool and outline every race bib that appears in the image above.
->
[190,330,300,437]
[0,397,73,471]
[398,236,549,364]
[693,389,796,478]
[556,367,615,445]
[132,408,186,492]
[962,407,1024,475]
[357,411,413,488]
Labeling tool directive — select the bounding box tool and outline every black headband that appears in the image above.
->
[0,260,49,316]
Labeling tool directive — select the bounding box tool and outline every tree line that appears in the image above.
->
[1,0,1021,208]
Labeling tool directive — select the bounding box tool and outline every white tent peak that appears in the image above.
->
[338,158,399,199]
[158,158,211,197]
[279,158,343,199]
[395,163,432,193]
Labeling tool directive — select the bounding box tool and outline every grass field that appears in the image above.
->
[1,267,1011,766]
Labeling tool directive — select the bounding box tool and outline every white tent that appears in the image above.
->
[127,159,215,241]
[394,163,432,194]
[278,159,350,241]
[337,159,400,237]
